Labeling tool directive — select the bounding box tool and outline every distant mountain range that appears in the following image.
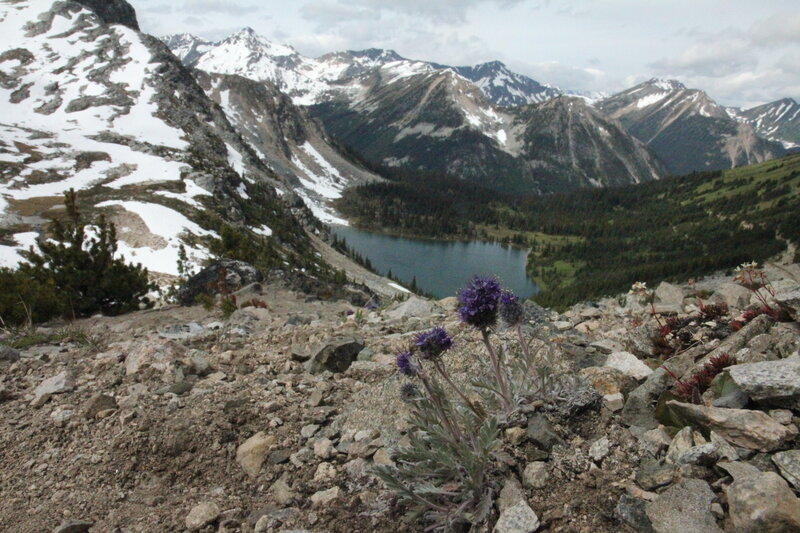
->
[163,28,797,188]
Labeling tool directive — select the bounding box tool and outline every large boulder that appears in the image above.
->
[645,478,723,533]
[385,296,442,320]
[728,472,800,533]
[305,337,364,374]
[664,401,795,452]
[178,260,263,306]
[727,357,800,409]
[711,282,753,310]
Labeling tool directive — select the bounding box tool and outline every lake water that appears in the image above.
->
[332,226,539,299]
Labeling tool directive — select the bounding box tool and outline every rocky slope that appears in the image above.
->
[1,251,798,532]
[734,98,800,148]
[597,79,787,176]
[0,0,325,279]
[191,70,380,224]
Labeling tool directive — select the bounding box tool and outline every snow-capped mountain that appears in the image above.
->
[597,79,786,175]
[311,69,663,193]
[165,28,662,192]
[449,60,562,107]
[164,28,435,106]
[163,30,566,109]
[734,98,800,148]
[0,0,320,276]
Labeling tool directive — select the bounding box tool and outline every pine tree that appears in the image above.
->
[21,189,152,317]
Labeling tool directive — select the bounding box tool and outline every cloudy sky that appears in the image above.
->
[135,0,799,108]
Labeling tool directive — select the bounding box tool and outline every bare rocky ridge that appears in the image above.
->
[1,253,799,532]
[597,79,787,176]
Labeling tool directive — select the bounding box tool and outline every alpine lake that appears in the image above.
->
[331,226,538,300]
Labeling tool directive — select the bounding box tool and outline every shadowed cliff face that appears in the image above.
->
[74,0,139,30]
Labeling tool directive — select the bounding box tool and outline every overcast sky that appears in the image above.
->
[135,0,799,108]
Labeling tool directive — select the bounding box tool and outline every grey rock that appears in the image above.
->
[589,338,625,354]
[717,460,763,482]
[645,478,724,533]
[772,450,800,489]
[727,357,800,409]
[310,486,340,506]
[626,324,656,357]
[82,394,117,419]
[522,462,549,489]
[769,409,794,425]
[636,460,675,491]
[694,314,773,369]
[31,371,74,407]
[616,494,655,533]
[711,282,753,309]
[493,501,540,533]
[665,401,795,452]
[604,351,653,380]
[0,345,20,362]
[178,260,262,306]
[711,380,750,409]
[158,322,205,340]
[710,432,739,461]
[74,0,140,30]
[728,471,800,533]
[185,502,220,531]
[665,427,694,464]
[305,337,364,374]
[53,520,93,533]
[775,287,800,321]
[526,413,564,451]
[653,281,685,314]
[621,351,695,429]
[385,296,441,320]
[497,477,526,513]
[589,437,611,462]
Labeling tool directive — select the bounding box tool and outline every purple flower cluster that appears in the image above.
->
[415,326,453,359]
[457,276,502,330]
[499,290,524,326]
[396,351,417,376]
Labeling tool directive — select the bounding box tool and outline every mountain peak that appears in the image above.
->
[644,78,686,91]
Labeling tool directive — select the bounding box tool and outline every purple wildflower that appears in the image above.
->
[499,290,524,326]
[400,382,422,403]
[414,326,453,359]
[457,276,502,330]
[396,351,417,376]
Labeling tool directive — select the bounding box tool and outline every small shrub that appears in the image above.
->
[20,189,152,318]
[195,293,215,311]
[220,295,237,318]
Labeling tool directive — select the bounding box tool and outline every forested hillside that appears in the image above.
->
[337,154,800,308]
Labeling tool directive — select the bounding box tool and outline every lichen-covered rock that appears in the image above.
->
[727,357,800,409]
[645,479,723,533]
[493,501,540,533]
[665,401,795,452]
[728,472,800,533]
